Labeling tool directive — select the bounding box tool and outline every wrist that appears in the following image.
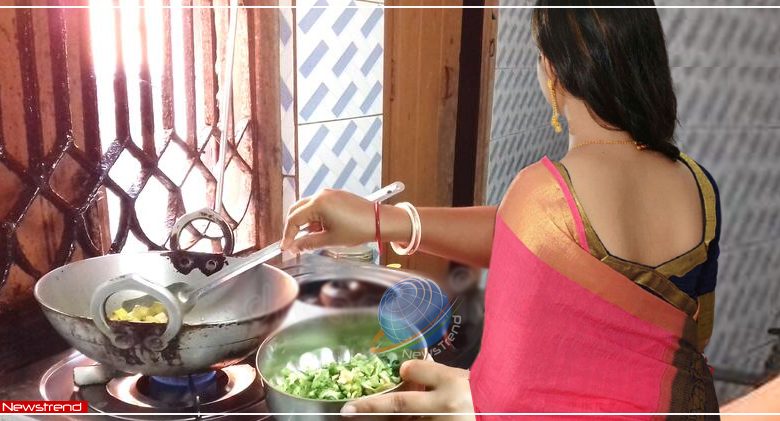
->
[379,204,412,244]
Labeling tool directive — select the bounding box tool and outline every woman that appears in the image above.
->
[281,0,722,416]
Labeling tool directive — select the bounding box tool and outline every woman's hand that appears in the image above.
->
[341,359,475,420]
[280,189,410,254]
[280,188,497,268]
[721,374,780,417]
[280,189,373,254]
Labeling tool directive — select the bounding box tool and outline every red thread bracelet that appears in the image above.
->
[374,201,384,258]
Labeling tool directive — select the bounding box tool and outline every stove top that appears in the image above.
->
[0,253,484,419]
[37,351,268,420]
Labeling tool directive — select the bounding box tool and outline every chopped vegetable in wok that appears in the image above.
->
[272,353,402,400]
[109,302,168,323]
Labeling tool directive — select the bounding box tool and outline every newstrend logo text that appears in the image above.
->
[0,400,88,413]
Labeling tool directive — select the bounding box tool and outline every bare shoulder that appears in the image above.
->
[499,160,549,207]
[497,159,559,226]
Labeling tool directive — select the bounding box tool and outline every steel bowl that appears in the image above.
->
[256,310,427,420]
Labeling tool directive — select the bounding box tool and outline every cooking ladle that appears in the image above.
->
[166,0,239,255]
[89,182,405,351]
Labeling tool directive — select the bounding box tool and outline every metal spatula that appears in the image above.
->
[168,181,404,311]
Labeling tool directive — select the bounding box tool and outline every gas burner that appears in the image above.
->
[144,372,220,406]
[88,365,261,414]
[40,351,268,420]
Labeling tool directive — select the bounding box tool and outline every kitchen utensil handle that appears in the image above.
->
[284,181,405,240]
[186,182,406,304]
[364,181,405,203]
[169,208,235,255]
[89,273,184,352]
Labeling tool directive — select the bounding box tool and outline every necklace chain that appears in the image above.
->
[570,139,647,151]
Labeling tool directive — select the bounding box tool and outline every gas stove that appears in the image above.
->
[0,253,484,419]
[38,350,268,420]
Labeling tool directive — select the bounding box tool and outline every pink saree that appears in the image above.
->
[469,157,718,418]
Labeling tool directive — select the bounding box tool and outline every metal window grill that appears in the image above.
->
[0,2,281,297]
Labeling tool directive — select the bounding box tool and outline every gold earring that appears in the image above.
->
[548,79,563,133]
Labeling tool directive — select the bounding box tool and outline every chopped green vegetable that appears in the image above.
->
[272,353,402,400]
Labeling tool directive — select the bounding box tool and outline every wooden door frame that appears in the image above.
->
[472,0,498,206]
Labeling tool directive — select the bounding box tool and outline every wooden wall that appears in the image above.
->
[382,0,464,279]
[382,1,497,280]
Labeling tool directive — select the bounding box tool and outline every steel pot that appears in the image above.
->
[34,251,298,377]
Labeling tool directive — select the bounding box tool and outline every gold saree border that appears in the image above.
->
[696,291,716,351]
[550,161,610,258]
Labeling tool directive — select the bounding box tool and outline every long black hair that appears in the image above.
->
[532,0,680,160]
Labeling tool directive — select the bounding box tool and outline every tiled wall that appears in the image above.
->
[487,3,565,206]
[661,4,780,402]
[488,1,780,402]
[280,0,384,210]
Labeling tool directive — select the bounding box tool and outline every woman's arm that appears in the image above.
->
[390,206,497,268]
[280,189,497,268]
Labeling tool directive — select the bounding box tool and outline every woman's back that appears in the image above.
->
[560,146,704,268]
[469,154,720,415]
